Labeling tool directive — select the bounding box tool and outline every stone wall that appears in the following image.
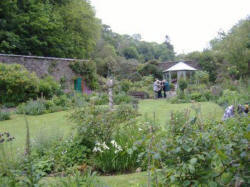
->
[0,54,88,92]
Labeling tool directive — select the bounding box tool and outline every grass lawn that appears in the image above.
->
[0,100,224,186]
[139,100,223,126]
[99,172,147,186]
[0,111,73,152]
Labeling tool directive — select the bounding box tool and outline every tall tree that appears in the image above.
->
[0,0,100,58]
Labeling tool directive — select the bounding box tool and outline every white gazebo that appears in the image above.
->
[163,62,197,83]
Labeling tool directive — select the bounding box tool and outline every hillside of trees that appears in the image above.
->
[0,0,249,82]
[177,17,250,82]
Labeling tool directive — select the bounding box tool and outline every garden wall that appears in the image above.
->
[0,54,88,92]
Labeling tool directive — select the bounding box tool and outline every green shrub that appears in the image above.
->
[178,78,187,91]
[17,97,68,115]
[114,92,133,104]
[137,63,162,79]
[194,71,209,84]
[190,92,205,102]
[0,63,62,105]
[89,93,108,105]
[68,104,143,173]
[39,76,61,98]
[0,109,10,121]
[129,75,154,98]
[217,89,244,107]
[52,95,71,108]
[150,110,249,186]
[0,63,39,104]
[169,83,175,90]
[17,100,47,115]
[120,79,132,93]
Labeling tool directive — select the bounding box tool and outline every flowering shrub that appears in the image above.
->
[69,103,146,173]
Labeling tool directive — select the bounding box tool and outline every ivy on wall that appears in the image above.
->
[69,60,98,89]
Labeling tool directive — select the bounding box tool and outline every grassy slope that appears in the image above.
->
[0,101,223,186]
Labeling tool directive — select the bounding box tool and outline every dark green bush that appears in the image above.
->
[0,63,62,105]
[137,63,162,79]
[0,63,39,104]
[190,92,203,102]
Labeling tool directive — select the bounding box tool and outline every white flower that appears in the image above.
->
[102,142,110,150]
[95,141,101,146]
[93,146,98,152]
[138,128,143,131]
[111,140,116,146]
[93,146,103,153]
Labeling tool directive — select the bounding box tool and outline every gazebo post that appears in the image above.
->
[169,72,171,83]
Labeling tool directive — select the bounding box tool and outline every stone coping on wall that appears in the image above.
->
[0,53,88,62]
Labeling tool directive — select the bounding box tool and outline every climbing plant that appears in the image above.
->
[69,60,98,89]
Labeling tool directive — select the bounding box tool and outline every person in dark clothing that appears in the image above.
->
[157,80,162,98]
[162,80,169,98]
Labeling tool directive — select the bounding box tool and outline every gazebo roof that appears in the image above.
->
[163,62,197,72]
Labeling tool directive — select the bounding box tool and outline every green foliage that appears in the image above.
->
[217,89,248,107]
[0,109,10,121]
[178,78,187,91]
[123,47,139,59]
[68,104,144,173]
[17,99,47,115]
[70,60,98,89]
[129,75,155,98]
[17,97,70,115]
[190,92,206,102]
[39,76,61,98]
[137,63,162,79]
[0,63,61,105]
[70,104,139,143]
[150,109,249,186]
[194,71,209,84]
[0,0,100,59]
[212,18,250,77]
[99,25,175,64]
[0,63,39,104]
[119,79,132,93]
[114,92,133,105]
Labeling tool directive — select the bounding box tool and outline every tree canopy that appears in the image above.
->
[0,0,100,59]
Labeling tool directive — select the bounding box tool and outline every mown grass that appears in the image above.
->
[0,111,72,152]
[99,172,147,186]
[139,100,223,126]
